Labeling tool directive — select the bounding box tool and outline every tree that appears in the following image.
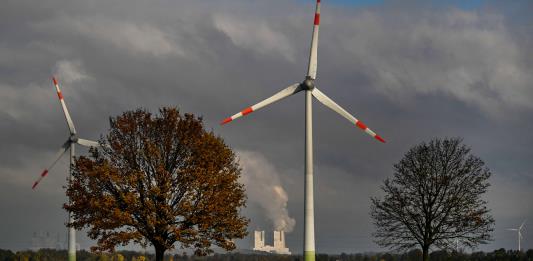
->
[64,108,249,261]
[0,249,15,261]
[370,138,494,261]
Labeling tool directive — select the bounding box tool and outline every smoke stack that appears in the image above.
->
[253,231,265,250]
[273,230,286,249]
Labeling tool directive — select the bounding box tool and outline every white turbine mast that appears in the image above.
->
[220,1,385,260]
[32,77,100,261]
[507,220,526,252]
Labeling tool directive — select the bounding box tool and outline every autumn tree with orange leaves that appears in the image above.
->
[64,108,248,261]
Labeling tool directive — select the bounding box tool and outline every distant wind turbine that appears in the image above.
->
[507,220,526,251]
[220,1,385,260]
[32,77,100,261]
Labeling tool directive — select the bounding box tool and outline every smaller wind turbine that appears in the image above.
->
[32,77,100,261]
[507,220,526,251]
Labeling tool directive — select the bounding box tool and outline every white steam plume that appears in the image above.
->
[237,150,296,233]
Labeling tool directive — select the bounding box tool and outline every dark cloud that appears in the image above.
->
[1,0,532,254]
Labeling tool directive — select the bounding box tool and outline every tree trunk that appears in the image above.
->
[155,245,166,261]
[422,245,430,261]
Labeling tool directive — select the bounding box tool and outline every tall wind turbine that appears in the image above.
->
[220,1,385,260]
[32,77,100,261]
[507,221,526,251]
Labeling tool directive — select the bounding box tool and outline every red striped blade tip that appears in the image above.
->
[241,107,253,116]
[314,14,320,25]
[355,121,367,130]
[375,135,386,143]
[41,170,48,177]
[221,118,232,125]
[52,77,58,85]
[32,181,39,189]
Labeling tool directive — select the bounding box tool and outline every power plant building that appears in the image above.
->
[253,230,290,255]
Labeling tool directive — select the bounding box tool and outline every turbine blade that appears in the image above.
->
[77,138,100,148]
[52,77,77,135]
[306,0,321,79]
[507,229,518,231]
[32,140,70,189]
[221,83,302,125]
[312,88,385,143]
[520,220,526,230]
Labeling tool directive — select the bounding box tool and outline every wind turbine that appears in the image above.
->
[32,77,100,261]
[220,1,385,260]
[507,221,526,251]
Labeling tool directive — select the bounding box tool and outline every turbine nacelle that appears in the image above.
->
[301,76,315,91]
[69,134,79,143]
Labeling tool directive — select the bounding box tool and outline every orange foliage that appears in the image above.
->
[64,108,248,261]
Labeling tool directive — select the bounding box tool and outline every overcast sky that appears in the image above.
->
[1,0,532,255]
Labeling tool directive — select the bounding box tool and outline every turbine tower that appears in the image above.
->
[32,77,100,261]
[220,1,385,260]
[507,221,526,251]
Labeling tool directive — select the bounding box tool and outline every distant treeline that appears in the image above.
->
[0,248,532,261]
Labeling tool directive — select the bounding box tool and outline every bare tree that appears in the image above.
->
[64,108,249,261]
[370,138,494,261]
